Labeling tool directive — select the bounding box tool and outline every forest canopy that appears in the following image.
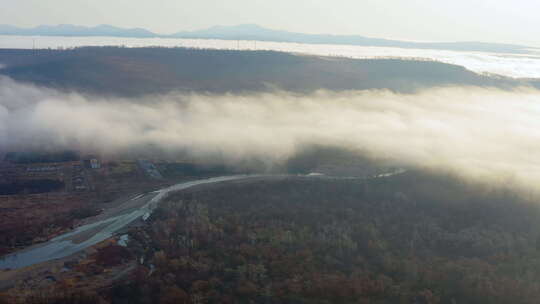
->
[101,171,540,304]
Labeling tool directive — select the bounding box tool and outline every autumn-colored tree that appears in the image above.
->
[159,286,190,304]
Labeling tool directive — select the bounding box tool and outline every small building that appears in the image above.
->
[90,159,101,169]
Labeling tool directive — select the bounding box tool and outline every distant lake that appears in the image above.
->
[1,35,540,79]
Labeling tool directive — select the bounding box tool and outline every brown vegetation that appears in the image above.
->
[105,172,540,303]
[5,171,540,303]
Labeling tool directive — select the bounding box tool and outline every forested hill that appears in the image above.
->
[0,47,525,97]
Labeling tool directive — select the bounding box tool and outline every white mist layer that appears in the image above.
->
[2,77,540,190]
[1,35,540,78]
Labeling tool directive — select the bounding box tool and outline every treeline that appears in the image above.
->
[0,179,64,195]
[157,162,232,179]
[4,151,79,164]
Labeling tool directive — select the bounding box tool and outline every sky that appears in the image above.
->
[1,0,539,47]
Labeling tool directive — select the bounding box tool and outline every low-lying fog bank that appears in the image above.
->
[2,76,540,194]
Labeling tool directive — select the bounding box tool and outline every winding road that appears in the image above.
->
[0,175,258,270]
[0,170,405,270]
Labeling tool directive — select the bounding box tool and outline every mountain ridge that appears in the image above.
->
[0,23,536,54]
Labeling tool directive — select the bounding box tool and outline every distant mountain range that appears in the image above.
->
[0,23,536,54]
[0,24,155,38]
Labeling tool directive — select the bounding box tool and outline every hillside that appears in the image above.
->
[0,47,522,96]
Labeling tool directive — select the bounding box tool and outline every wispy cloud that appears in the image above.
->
[2,77,540,191]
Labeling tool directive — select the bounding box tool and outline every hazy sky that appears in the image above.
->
[1,0,539,46]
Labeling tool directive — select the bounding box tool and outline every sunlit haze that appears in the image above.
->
[1,0,539,46]
[3,2,540,303]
